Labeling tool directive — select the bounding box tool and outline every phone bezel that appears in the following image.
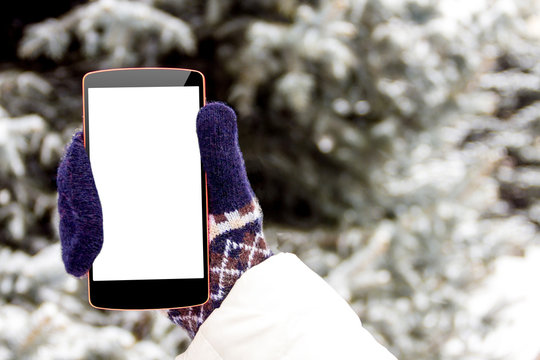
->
[83,68,209,310]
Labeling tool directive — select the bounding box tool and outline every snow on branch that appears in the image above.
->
[18,0,196,66]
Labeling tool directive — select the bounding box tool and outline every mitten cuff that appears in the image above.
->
[168,197,273,338]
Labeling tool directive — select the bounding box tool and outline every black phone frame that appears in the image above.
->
[83,68,209,310]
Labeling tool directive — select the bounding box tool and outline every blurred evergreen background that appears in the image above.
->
[1,0,539,359]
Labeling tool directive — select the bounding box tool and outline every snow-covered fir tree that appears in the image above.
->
[1,0,539,359]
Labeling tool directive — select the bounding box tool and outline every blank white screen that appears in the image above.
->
[89,86,204,281]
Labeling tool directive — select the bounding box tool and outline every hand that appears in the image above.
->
[57,102,273,338]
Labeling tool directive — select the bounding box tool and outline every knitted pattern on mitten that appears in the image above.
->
[167,103,273,338]
[167,199,272,338]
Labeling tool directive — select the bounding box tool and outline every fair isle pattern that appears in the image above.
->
[167,198,272,339]
[208,198,262,242]
[210,232,271,301]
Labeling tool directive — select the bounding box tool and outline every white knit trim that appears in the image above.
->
[208,199,262,242]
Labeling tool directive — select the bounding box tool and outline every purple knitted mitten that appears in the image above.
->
[57,132,103,277]
[57,102,273,338]
[167,103,272,338]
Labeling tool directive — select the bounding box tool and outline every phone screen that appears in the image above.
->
[88,86,204,281]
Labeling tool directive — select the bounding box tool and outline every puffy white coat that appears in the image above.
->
[176,253,397,360]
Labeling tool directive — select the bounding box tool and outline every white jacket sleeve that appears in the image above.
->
[176,253,397,360]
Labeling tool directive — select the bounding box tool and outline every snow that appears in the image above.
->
[465,245,540,359]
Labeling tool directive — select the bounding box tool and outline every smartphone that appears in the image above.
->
[82,68,208,310]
